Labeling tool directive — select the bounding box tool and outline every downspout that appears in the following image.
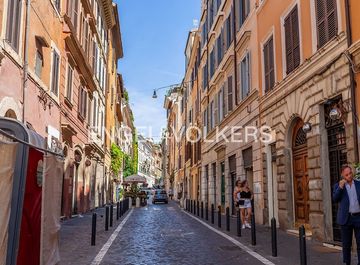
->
[345,0,359,162]
[232,0,238,104]
[22,0,31,123]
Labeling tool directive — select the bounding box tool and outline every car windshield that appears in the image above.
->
[155,190,166,195]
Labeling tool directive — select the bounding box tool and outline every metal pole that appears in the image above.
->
[120,200,123,217]
[110,204,113,227]
[201,202,204,218]
[116,201,119,220]
[226,207,230,231]
[211,204,214,224]
[105,206,109,231]
[190,200,193,213]
[237,209,241,237]
[218,206,221,228]
[271,218,277,257]
[197,201,200,217]
[251,214,256,246]
[205,203,208,221]
[91,213,96,246]
[299,225,307,265]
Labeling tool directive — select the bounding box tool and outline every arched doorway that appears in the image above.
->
[5,109,17,119]
[292,120,309,225]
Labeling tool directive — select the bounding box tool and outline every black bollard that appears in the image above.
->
[190,200,193,213]
[299,225,307,265]
[91,213,97,246]
[205,203,208,221]
[211,204,215,224]
[201,202,204,218]
[105,206,109,231]
[116,201,119,220]
[119,201,123,217]
[197,201,200,217]
[251,213,256,246]
[237,209,241,237]
[226,207,230,231]
[110,204,113,227]
[193,200,196,215]
[271,218,277,257]
[218,206,221,228]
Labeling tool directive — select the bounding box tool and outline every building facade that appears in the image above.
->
[165,0,360,244]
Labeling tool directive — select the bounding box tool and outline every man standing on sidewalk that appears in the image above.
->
[333,165,360,265]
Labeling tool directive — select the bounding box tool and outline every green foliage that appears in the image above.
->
[123,153,135,177]
[123,90,129,103]
[132,131,138,174]
[110,143,123,177]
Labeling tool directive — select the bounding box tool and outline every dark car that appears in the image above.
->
[152,190,168,204]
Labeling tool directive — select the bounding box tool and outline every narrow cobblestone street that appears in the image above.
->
[59,200,346,265]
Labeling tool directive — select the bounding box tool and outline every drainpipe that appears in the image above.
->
[232,0,238,104]
[344,0,359,162]
[22,0,31,123]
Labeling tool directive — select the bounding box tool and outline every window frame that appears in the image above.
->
[65,62,74,103]
[50,45,61,97]
[261,33,276,94]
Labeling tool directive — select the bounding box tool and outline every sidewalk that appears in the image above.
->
[184,205,348,265]
[59,205,130,265]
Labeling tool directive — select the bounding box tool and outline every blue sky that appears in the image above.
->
[116,0,201,142]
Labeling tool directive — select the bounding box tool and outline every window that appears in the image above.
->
[240,52,251,100]
[218,88,223,122]
[67,0,78,30]
[78,86,87,119]
[263,36,275,93]
[35,50,43,78]
[284,6,300,74]
[54,0,61,12]
[203,63,208,90]
[6,0,22,52]
[239,0,250,27]
[227,76,233,112]
[66,63,74,102]
[214,94,218,126]
[92,98,97,128]
[50,49,60,96]
[226,15,232,49]
[222,85,227,117]
[203,109,208,136]
[210,100,214,130]
[217,34,223,65]
[210,50,215,78]
[315,0,338,48]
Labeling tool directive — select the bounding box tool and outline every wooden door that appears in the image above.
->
[292,122,309,225]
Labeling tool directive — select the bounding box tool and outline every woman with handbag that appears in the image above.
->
[233,180,246,229]
[239,180,253,229]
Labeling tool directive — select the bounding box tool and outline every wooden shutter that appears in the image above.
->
[214,94,218,126]
[51,51,60,96]
[243,147,253,169]
[223,85,227,117]
[316,0,337,48]
[285,6,300,74]
[264,37,275,93]
[227,76,233,112]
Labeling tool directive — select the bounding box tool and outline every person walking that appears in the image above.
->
[333,165,360,265]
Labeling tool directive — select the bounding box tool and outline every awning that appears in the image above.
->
[122,174,147,184]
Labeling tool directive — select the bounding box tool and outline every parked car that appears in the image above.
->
[152,190,168,204]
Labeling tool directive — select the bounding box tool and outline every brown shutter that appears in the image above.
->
[264,37,274,93]
[227,76,233,112]
[243,147,253,169]
[316,0,337,48]
[285,6,300,74]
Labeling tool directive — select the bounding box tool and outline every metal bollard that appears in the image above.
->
[110,203,113,227]
[197,201,200,217]
[190,200,193,213]
[91,213,97,246]
[226,207,230,231]
[105,206,109,231]
[299,225,307,265]
[116,201,119,220]
[271,218,277,257]
[119,201,123,217]
[193,200,196,215]
[211,204,215,224]
[251,214,256,245]
[201,202,204,218]
[205,203,208,221]
[237,209,241,237]
[218,206,221,228]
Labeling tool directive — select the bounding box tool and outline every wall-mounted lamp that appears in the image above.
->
[302,122,312,133]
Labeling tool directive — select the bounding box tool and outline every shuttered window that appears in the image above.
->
[214,93,219,126]
[243,147,253,169]
[78,86,87,119]
[203,63,208,90]
[263,36,275,93]
[218,89,223,122]
[284,6,300,74]
[51,49,60,96]
[210,101,214,130]
[217,34,223,65]
[315,0,338,48]
[67,0,78,30]
[222,85,227,117]
[240,52,251,100]
[227,76,233,112]
[6,0,22,52]
[210,50,215,78]
[66,63,74,102]
[35,50,43,78]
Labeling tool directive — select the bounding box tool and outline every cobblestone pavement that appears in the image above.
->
[60,201,349,265]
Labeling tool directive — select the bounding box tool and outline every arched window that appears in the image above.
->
[4,109,17,119]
